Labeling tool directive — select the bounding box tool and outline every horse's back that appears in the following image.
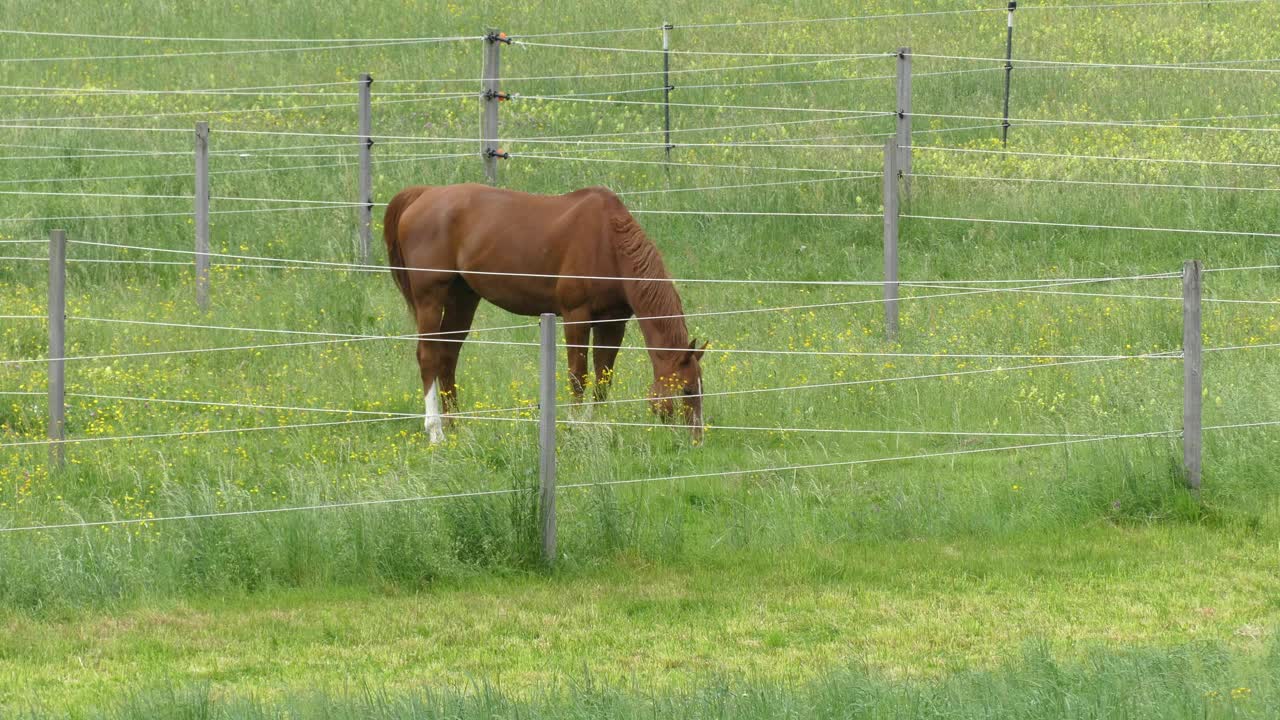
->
[387,184,632,316]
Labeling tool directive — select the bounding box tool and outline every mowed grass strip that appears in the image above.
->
[1,524,1276,712]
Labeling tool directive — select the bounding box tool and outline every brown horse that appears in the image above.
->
[383,183,706,443]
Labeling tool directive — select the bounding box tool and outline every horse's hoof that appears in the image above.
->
[425,418,446,444]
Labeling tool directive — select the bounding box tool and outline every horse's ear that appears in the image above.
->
[691,339,708,362]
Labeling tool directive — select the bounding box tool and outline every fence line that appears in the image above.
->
[576,352,1179,411]
[0,38,451,65]
[0,149,189,161]
[910,145,1280,170]
[4,416,1274,534]
[549,417,1114,439]
[556,429,1182,493]
[0,283,1181,368]
[0,331,539,367]
[904,213,1280,241]
[43,391,1119,440]
[0,29,481,44]
[911,111,1280,135]
[1,203,367,223]
[0,140,178,154]
[1204,341,1280,353]
[915,172,1280,195]
[901,282,1182,303]
[62,239,1184,287]
[617,175,878,197]
[69,315,534,339]
[4,118,880,142]
[0,415,415,449]
[1,96,455,126]
[512,153,884,175]
[676,74,896,90]
[632,210,879,219]
[0,486,529,534]
[0,80,362,95]
[902,282,1280,307]
[1,158,372,187]
[0,396,543,451]
[375,57,895,85]
[513,94,890,115]
[1026,0,1264,11]
[910,51,1280,74]
[1204,264,1280,273]
[3,6,1276,543]
[512,41,892,60]
[672,0,1262,31]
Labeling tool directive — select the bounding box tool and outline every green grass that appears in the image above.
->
[69,642,1280,719]
[3,524,1279,714]
[1,0,1279,715]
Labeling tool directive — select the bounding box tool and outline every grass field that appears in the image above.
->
[1,0,1278,716]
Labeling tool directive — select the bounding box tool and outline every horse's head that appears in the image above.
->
[649,339,707,443]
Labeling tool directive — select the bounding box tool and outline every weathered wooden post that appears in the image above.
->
[358,73,374,264]
[896,47,912,201]
[1182,260,1203,494]
[538,313,558,564]
[194,121,210,310]
[48,229,66,469]
[481,30,508,185]
[663,22,673,161]
[1002,0,1017,146]
[882,137,900,343]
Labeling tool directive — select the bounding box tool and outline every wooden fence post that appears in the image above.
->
[1182,259,1203,494]
[663,22,673,161]
[358,73,374,264]
[1002,0,1017,146]
[538,313,558,564]
[882,137,900,343]
[194,121,210,311]
[896,47,912,202]
[48,229,66,469]
[482,30,506,185]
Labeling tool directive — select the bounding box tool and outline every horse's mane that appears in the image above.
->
[609,213,690,352]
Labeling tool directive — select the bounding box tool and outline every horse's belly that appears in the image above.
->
[463,275,557,317]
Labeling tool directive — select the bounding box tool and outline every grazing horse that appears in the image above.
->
[383,183,706,443]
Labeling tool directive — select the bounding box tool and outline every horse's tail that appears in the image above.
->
[383,186,427,309]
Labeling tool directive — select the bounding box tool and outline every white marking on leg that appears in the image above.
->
[425,381,445,444]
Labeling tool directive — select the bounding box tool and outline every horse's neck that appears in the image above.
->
[612,215,689,374]
[631,294,689,373]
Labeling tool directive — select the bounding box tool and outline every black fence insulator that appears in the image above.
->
[485,149,510,160]
[483,89,512,101]
[486,31,512,44]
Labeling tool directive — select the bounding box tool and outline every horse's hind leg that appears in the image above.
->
[561,307,592,402]
[437,282,481,417]
[413,285,449,444]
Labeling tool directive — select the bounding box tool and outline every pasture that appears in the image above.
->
[1,0,1278,716]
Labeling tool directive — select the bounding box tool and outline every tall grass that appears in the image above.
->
[0,0,1278,610]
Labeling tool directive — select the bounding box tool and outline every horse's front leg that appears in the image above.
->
[438,284,480,418]
[591,318,627,403]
